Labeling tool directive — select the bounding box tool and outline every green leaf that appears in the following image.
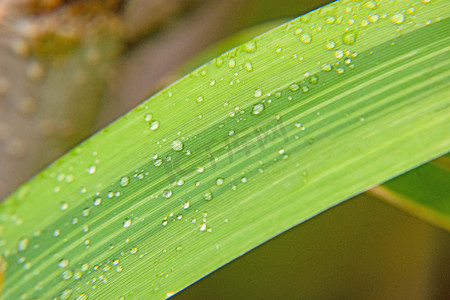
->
[368,155,450,231]
[1,0,449,299]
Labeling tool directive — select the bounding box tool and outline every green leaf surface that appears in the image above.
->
[0,0,449,299]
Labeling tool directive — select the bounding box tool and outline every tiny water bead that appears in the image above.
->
[61,289,73,299]
[254,89,262,98]
[87,166,96,174]
[60,203,69,211]
[171,140,183,151]
[58,259,69,268]
[335,49,344,59]
[17,237,29,252]
[203,191,213,201]
[251,103,264,115]
[392,12,406,25]
[322,64,332,71]
[244,61,253,71]
[144,114,152,122]
[119,176,129,186]
[343,31,357,45]
[300,33,312,43]
[290,83,300,91]
[150,121,160,130]
[130,247,138,254]
[326,40,336,50]
[309,75,319,84]
[77,293,88,300]
[62,270,73,280]
[93,197,102,206]
[216,178,224,186]
[244,41,257,53]
[82,208,90,217]
[123,219,132,228]
[162,189,172,198]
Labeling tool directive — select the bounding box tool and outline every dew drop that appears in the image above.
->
[182,202,190,209]
[391,12,405,24]
[244,41,257,53]
[309,75,319,84]
[176,246,183,252]
[62,270,73,280]
[216,178,224,186]
[162,189,172,198]
[130,247,138,254]
[171,140,184,151]
[203,191,213,201]
[254,89,262,98]
[244,61,253,71]
[61,289,73,299]
[300,33,312,43]
[82,208,90,217]
[120,176,129,187]
[81,263,89,272]
[215,57,224,67]
[76,293,88,300]
[150,121,160,130]
[60,203,69,211]
[251,103,265,115]
[196,96,204,102]
[326,40,336,50]
[369,14,379,23]
[322,64,332,71]
[335,50,345,59]
[228,59,236,68]
[58,259,69,268]
[87,166,96,174]
[343,31,357,45]
[144,114,152,122]
[17,237,29,252]
[290,83,300,91]
[123,219,132,228]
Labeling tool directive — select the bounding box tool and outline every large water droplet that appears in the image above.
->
[391,12,405,24]
[162,189,172,198]
[58,259,69,268]
[290,83,300,91]
[244,41,257,53]
[171,140,184,151]
[123,219,132,228]
[120,176,129,186]
[150,121,160,130]
[343,31,357,45]
[251,103,265,115]
[87,166,96,174]
[62,270,73,280]
[300,33,312,44]
[203,191,213,201]
[326,40,336,50]
[17,237,29,252]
